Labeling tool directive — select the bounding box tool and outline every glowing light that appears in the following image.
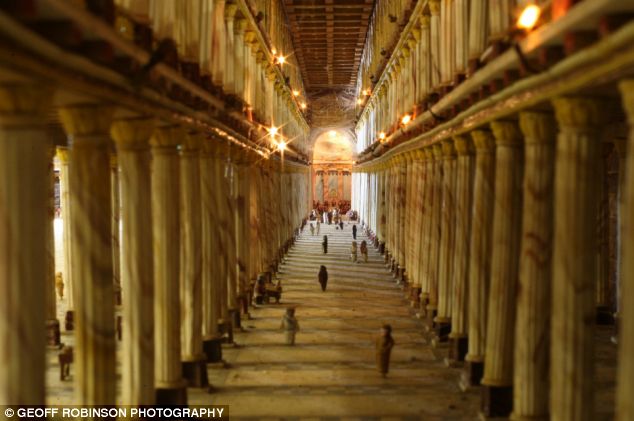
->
[277,141,287,151]
[517,4,541,30]
[379,132,386,140]
[300,102,307,110]
[276,55,286,65]
[293,90,300,96]
[268,126,278,136]
[401,114,412,125]
[329,130,337,138]
[362,89,370,96]
[271,47,277,55]
[357,98,363,105]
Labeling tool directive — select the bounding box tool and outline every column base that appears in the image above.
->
[155,383,188,405]
[448,336,468,362]
[459,360,484,390]
[424,308,437,331]
[203,338,223,363]
[64,310,74,331]
[218,320,233,344]
[595,306,614,325]
[182,359,209,388]
[433,320,451,342]
[480,385,513,418]
[46,319,61,347]
[229,308,241,330]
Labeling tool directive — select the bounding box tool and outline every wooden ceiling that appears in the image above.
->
[283,0,375,97]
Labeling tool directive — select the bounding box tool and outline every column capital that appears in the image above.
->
[110,118,155,151]
[490,120,522,146]
[59,104,115,137]
[56,146,70,163]
[453,134,474,155]
[420,13,431,28]
[551,96,613,128]
[424,147,434,159]
[243,30,256,44]
[519,111,556,144]
[224,2,238,20]
[0,82,53,127]
[235,18,248,35]
[411,27,421,42]
[429,0,441,16]
[441,138,457,158]
[471,129,495,151]
[181,132,204,153]
[432,143,443,159]
[150,126,183,149]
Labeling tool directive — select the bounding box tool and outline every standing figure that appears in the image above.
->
[322,235,328,254]
[323,211,328,224]
[309,223,315,236]
[316,218,321,234]
[280,307,299,345]
[375,324,395,378]
[55,272,64,299]
[327,211,332,224]
[339,221,344,230]
[350,241,358,262]
[360,240,368,263]
[352,224,357,240]
[318,265,328,291]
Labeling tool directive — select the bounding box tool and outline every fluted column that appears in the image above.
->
[448,135,475,362]
[234,19,247,103]
[617,80,634,421]
[429,0,441,89]
[435,139,457,340]
[481,120,523,417]
[110,117,155,405]
[57,147,75,330]
[511,112,556,420]
[550,97,610,421]
[213,144,230,338]
[419,148,434,306]
[179,133,208,388]
[0,82,52,405]
[378,165,387,250]
[468,0,488,72]
[111,154,121,306]
[223,3,238,95]
[462,129,495,388]
[201,141,223,363]
[59,104,116,406]
[211,0,226,87]
[150,126,187,404]
[489,0,511,43]
[46,145,60,347]
[236,152,252,318]
[426,144,443,321]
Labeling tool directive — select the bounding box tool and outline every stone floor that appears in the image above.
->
[45,221,618,420]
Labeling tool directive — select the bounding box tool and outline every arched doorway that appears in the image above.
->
[311,130,355,214]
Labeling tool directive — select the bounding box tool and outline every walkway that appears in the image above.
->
[192,222,480,419]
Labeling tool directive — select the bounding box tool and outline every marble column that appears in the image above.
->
[481,120,523,418]
[201,140,223,363]
[468,0,488,72]
[0,82,52,405]
[550,97,610,421]
[179,132,208,387]
[57,147,75,331]
[448,135,475,362]
[150,126,187,404]
[419,148,434,307]
[434,139,457,341]
[59,104,116,405]
[617,80,634,421]
[213,144,230,338]
[511,111,556,420]
[426,144,444,322]
[46,145,61,347]
[110,117,155,405]
[223,3,238,95]
[429,0,441,90]
[236,152,252,318]
[462,129,496,388]
[111,154,121,306]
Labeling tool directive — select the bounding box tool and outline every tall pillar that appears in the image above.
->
[111,154,121,306]
[111,117,155,405]
[179,133,208,387]
[0,82,52,405]
[462,129,495,389]
[617,80,634,421]
[426,144,443,322]
[46,145,61,347]
[481,120,523,418]
[434,139,457,341]
[150,126,187,404]
[223,3,238,95]
[236,152,252,318]
[550,97,610,421]
[511,111,556,420]
[420,148,434,307]
[59,104,116,405]
[57,147,75,330]
[448,135,475,362]
[429,0,441,89]
[201,141,223,363]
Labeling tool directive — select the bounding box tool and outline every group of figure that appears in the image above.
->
[350,240,368,263]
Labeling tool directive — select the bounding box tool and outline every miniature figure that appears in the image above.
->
[280,307,299,345]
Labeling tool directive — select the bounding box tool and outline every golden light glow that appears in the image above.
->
[277,141,287,151]
[292,90,300,96]
[268,126,278,136]
[300,102,307,110]
[357,98,363,105]
[362,89,370,96]
[379,132,386,140]
[401,114,412,125]
[517,4,541,30]
[276,55,286,65]
[329,130,337,138]
[271,47,277,55]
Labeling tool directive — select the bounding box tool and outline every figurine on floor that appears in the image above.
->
[376,324,395,378]
[352,224,357,240]
[322,235,328,254]
[350,241,358,262]
[360,240,368,263]
[280,307,300,345]
[318,265,328,291]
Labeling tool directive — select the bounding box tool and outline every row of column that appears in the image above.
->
[0,79,310,406]
[354,90,634,419]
